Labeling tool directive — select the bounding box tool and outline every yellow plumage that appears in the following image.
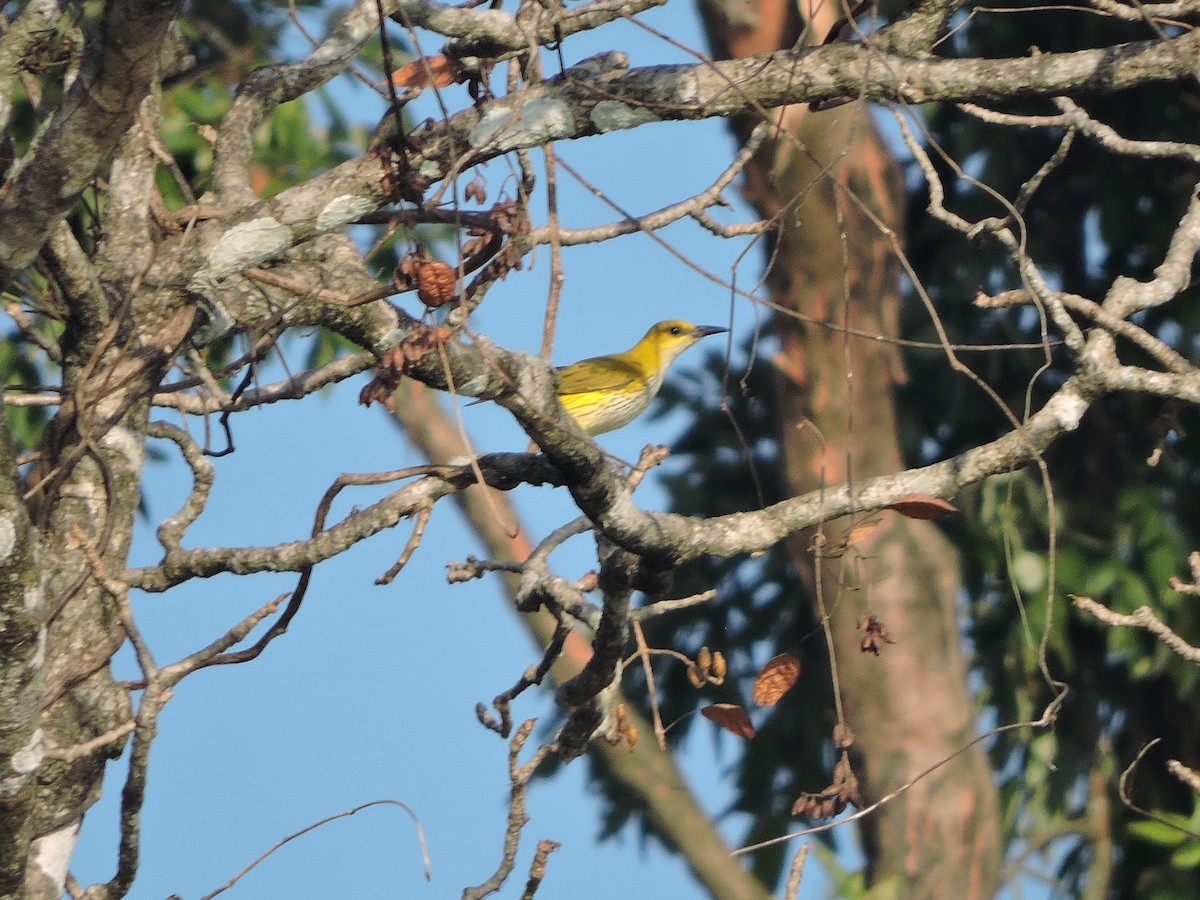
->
[556,320,727,435]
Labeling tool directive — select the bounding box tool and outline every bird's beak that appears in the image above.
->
[694,325,729,338]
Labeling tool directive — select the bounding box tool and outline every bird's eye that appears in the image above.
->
[669,326,682,335]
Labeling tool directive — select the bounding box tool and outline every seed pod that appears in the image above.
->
[416,259,456,308]
[624,724,639,750]
[710,651,727,685]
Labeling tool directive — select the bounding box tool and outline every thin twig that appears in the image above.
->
[1168,759,1200,796]
[783,843,810,900]
[734,692,1067,856]
[43,721,136,762]
[1072,595,1200,664]
[199,800,432,900]
[1118,739,1200,842]
[519,839,561,900]
[376,503,433,584]
[631,619,667,751]
[462,720,556,900]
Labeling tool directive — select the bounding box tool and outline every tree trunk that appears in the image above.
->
[698,1,1003,894]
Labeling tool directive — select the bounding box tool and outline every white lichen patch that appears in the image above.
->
[591,100,659,133]
[470,99,574,152]
[32,820,80,894]
[25,585,40,615]
[455,371,492,398]
[469,107,517,148]
[1051,389,1089,430]
[188,217,293,296]
[11,728,44,775]
[209,217,292,276]
[98,424,146,468]
[30,627,45,668]
[317,194,375,232]
[675,69,702,106]
[0,517,15,562]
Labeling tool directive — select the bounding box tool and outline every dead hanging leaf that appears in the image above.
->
[856,613,897,655]
[464,175,487,204]
[359,324,453,410]
[394,249,457,308]
[752,652,800,706]
[791,753,861,820]
[386,55,461,91]
[884,494,960,520]
[415,259,456,308]
[700,704,756,739]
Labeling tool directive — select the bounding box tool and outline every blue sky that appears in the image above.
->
[65,2,840,898]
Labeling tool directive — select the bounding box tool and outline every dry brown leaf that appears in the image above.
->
[791,753,861,819]
[846,517,882,546]
[387,55,461,90]
[884,495,960,520]
[465,175,488,204]
[415,259,456,308]
[753,652,800,706]
[700,704,756,739]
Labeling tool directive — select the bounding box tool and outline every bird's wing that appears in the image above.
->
[556,356,643,396]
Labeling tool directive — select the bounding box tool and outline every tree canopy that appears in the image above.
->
[2,0,1200,897]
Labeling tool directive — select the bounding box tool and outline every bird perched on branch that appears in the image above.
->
[556,320,727,435]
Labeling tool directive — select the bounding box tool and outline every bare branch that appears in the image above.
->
[1168,759,1200,795]
[0,0,183,289]
[43,722,136,763]
[476,616,571,738]
[1072,595,1200,664]
[1085,0,1200,22]
[199,800,431,900]
[633,589,719,620]
[210,0,397,202]
[375,503,432,584]
[1169,551,1200,596]
[518,839,561,900]
[145,421,214,553]
[396,0,666,60]
[173,29,1200,318]
[153,352,375,414]
[783,843,811,900]
[1103,185,1200,319]
[526,120,775,247]
[975,289,1198,376]
[462,720,556,900]
[123,454,565,592]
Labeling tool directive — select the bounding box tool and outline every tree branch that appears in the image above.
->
[0,0,183,289]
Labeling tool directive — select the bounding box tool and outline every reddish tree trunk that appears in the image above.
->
[699,1,1003,893]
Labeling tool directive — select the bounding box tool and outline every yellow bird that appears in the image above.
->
[556,320,727,435]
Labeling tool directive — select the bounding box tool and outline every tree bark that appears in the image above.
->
[698,0,1003,894]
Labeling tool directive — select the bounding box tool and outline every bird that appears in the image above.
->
[555,320,727,435]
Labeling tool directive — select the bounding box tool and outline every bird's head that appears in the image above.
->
[639,320,728,368]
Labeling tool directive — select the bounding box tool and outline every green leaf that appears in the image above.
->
[1129,819,1188,847]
